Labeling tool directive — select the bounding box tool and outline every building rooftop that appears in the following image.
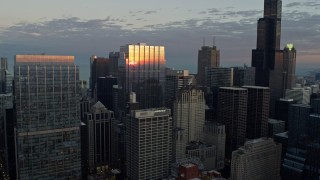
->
[181,163,196,168]
[268,118,285,124]
[186,141,214,150]
[274,131,288,138]
[15,55,74,64]
[279,98,295,102]
[219,87,247,91]
[242,86,270,90]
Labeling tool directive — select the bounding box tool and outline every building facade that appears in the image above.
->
[243,86,270,139]
[197,46,220,86]
[126,108,172,180]
[96,76,117,111]
[14,55,82,179]
[233,66,255,87]
[285,88,311,104]
[173,87,205,162]
[283,44,296,91]
[0,57,13,94]
[205,67,233,88]
[165,69,195,111]
[268,119,285,137]
[83,101,115,175]
[231,138,282,180]
[217,87,247,161]
[202,122,226,170]
[120,43,166,109]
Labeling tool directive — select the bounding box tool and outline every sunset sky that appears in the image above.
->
[0,0,319,80]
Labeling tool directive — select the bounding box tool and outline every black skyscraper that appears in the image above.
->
[252,0,282,85]
[97,76,118,111]
[252,0,289,117]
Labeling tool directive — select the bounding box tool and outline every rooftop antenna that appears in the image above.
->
[203,37,206,47]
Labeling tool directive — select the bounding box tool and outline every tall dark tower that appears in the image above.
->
[252,0,282,86]
[252,0,285,117]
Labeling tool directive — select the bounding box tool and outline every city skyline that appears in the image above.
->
[0,0,319,81]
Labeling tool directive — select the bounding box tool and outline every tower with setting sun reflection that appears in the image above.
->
[120,43,166,109]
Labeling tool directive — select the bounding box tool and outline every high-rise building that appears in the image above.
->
[252,0,282,86]
[90,56,109,94]
[217,87,247,161]
[120,43,166,109]
[282,100,320,179]
[96,76,118,111]
[233,66,255,87]
[197,46,220,86]
[0,57,13,94]
[243,86,270,139]
[285,88,311,104]
[251,0,296,117]
[173,87,205,162]
[268,119,285,137]
[0,57,8,70]
[205,67,234,122]
[283,44,296,90]
[202,122,226,170]
[126,108,172,180]
[186,142,216,170]
[231,138,282,180]
[0,94,12,151]
[275,98,297,130]
[287,104,312,148]
[108,52,120,77]
[205,67,233,88]
[83,101,115,175]
[0,93,13,178]
[14,55,81,179]
[165,69,194,111]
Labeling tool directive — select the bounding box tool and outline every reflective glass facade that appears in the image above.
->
[120,43,165,109]
[14,55,82,179]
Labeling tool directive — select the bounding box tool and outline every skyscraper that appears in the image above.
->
[14,55,81,179]
[205,67,233,88]
[275,98,297,130]
[0,57,13,94]
[173,87,205,162]
[251,0,286,117]
[120,43,166,109]
[83,101,114,175]
[90,56,109,95]
[233,66,255,87]
[96,76,118,111]
[217,87,248,161]
[283,44,296,90]
[126,108,172,180]
[197,45,220,86]
[0,57,8,70]
[243,86,270,139]
[231,138,282,180]
[165,69,194,112]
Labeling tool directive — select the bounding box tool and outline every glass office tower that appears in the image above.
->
[14,55,81,179]
[120,43,165,109]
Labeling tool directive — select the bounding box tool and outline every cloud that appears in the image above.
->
[144,10,157,15]
[303,2,320,7]
[0,7,319,78]
[285,2,302,8]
